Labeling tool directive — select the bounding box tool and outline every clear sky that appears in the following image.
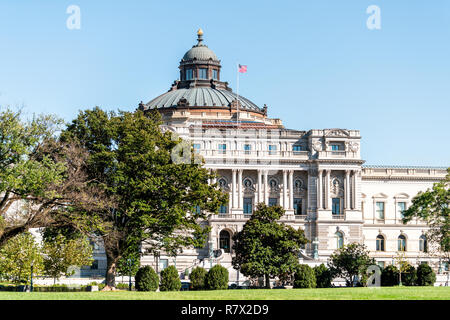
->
[0,0,449,166]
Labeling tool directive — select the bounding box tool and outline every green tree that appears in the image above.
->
[381,265,400,286]
[402,264,417,286]
[416,263,436,286]
[63,107,227,289]
[328,243,375,287]
[135,266,159,291]
[293,264,316,288]
[402,168,450,269]
[42,233,93,284]
[190,266,207,290]
[0,232,43,284]
[160,265,181,291]
[0,109,66,246]
[205,264,229,290]
[232,203,308,288]
[313,264,333,288]
[394,252,410,286]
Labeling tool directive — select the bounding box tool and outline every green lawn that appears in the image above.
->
[0,286,449,300]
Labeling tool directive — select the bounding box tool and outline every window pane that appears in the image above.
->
[294,198,302,215]
[332,198,341,214]
[244,198,253,214]
[213,69,218,80]
[398,202,406,219]
[269,198,278,207]
[186,69,193,80]
[199,68,208,79]
[376,202,385,219]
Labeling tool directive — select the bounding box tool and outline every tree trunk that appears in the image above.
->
[265,274,271,289]
[103,251,118,291]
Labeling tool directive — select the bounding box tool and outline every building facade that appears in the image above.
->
[95,30,448,284]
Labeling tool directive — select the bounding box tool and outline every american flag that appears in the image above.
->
[238,64,247,73]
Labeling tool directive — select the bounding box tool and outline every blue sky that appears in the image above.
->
[0,0,449,166]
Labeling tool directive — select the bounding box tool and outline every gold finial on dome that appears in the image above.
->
[197,28,204,36]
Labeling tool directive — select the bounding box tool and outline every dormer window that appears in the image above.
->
[185,69,193,80]
[199,68,208,79]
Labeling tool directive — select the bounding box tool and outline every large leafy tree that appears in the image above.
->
[42,233,93,284]
[328,243,375,287]
[232,203,308,288]
[0,232,43,284]
[63,107,226,290]
[402,168,449,269]
[0,108,100,246]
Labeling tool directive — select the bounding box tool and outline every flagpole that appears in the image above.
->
[236,62,239,127]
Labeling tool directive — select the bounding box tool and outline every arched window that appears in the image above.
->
[376,235,385,251]
[219,230,231,253]
[398,235,407,251]
[335,232,344,249]
[419,235,428,253]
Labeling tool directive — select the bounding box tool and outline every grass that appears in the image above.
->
[0,286,449,300]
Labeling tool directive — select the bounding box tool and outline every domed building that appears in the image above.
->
[88,30,449,285]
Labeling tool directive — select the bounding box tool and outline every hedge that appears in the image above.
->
[294,264,316,289]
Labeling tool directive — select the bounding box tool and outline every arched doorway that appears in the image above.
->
[219,230,231,253]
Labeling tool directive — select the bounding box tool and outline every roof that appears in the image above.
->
[363,165,448,170]
[199,120,279,129]
[182,45,218,61]
[145,87,263,112]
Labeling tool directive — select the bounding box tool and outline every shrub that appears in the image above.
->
[381,265,399,286]
[135,266,159,291]
[205,265,229,290]
[416,263,436,286]
[313,264,333,288]
[160,266,181,291]
[401,264,417,286]
[294,264,316,289]
[190,267,207,290]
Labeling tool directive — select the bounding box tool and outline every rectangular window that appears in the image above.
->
[332,198,341,215]
[244,144,251,154]
[331,143,344,151]
[269,198,278,207]
[213,69,218,80]
[199,68,208,79]
[219,204,228,215]
[292,145,304,153]
[193,143,201,153]
[243,198,253,215]
[160,259,168,271]
[397,202,406,219]
[218,144,226,154]
[294,198,303,215]
[186,69,193,80]
[377,261,385,269]
[376,202,385,219]
[268,144,277,155]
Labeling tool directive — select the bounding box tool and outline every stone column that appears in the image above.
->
[352,170,356,209]
[289,170,294,210]
[317,169,322,210]
[257,169,262,204]
[325,170,331,210]
[238,169,243,210]
[345,170,350,210]
[232,169,237,209]
[264,170,269,205]
[283,170,288,209]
